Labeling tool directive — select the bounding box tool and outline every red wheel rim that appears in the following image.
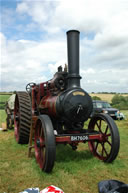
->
[35,120,46,169]
[88,119,112,161]
[14,96,20,142]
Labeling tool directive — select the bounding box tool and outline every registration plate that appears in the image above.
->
[71,135,89,141]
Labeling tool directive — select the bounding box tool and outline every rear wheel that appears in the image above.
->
[14,92,32,144]
[88,113,120,162]
[34,115,56,173]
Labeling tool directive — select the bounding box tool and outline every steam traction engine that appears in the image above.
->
[14,30,120,172]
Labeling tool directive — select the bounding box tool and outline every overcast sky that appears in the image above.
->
[0,0,128,93]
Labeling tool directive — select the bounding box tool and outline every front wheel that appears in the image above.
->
[34,115,56,173]
[88,113,120,163]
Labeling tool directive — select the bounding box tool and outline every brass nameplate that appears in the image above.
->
[73,91,85,96]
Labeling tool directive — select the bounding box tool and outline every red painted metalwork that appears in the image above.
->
[32,116,38,129]
[32,87,35,115]
[34,119,45,169]
[39,95,58,116]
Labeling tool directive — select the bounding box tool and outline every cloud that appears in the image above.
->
[16,0,128,34]
[81,68,128,93]
[0,32,67,91]
[16,0,56,33]
[1,0,128,92]
[1,29,128,92]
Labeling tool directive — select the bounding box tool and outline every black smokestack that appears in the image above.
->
[67,30,81,88]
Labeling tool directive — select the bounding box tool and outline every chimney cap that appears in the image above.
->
[67,30,80,34]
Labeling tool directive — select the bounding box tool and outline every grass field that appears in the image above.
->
[0,108,128,193]
[0,95,11,102]
[0,94,12,110]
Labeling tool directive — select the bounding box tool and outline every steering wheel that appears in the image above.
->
[26,82,36,92]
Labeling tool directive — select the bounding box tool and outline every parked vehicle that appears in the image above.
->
[92,100,124,120]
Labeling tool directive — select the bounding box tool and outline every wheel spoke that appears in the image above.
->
[105,125,108,134]
[39,138,45,147]
[96,120,102,133]
[40,126,42,137]
[106,140,112,147]
[94,141,99,153]
[37,128,40,137]
[96,122,100,130]
[102,143,109,157]
[101,143,104,157]
[106,133,111,137]
[39,126,45,147]
[99,119,102,129]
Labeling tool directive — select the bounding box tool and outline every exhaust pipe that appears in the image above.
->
[67,30,81,88]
